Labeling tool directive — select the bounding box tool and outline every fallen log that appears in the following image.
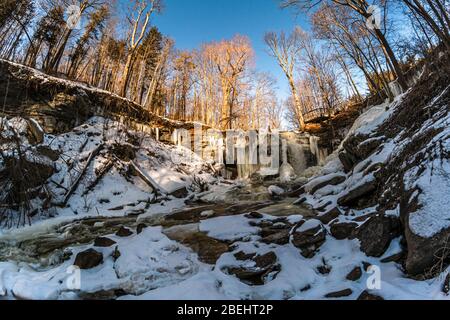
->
[83,158,114,196]
[59,144,104,206]
[129,161,168,196]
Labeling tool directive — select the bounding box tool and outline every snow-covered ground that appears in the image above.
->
[1,80,449,299]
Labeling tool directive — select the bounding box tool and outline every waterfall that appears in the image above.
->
[282,138,288,163]
[279,139,296,183]
[236,131,258,179]
[309,136,328,166]
[389,80,403,98]
[286,140,308,174]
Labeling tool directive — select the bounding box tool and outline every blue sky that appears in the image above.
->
[149,0,309,100]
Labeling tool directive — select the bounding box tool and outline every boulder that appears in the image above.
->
[330,221,358,240]
[226,251,281,286]
[357,290,384,300]
[36,146,60,161]
[94,237,116,247]
[317,207,343,225]
[268,185,285,197]
[341,134,382,171]
[355,214,401,257]
[339,151,357,173]
[404,226,450,276]
[325,289,353,298]
[261,229,290,245]
[402,190,450,276]
[170,186,189,199]
[380,252,406,264]
[346,266,362,281]
[310,175,346,194]
[116,226,133,237]
[245,212,264,219]
[136,223,148,234]
[74,249,103,269]
[338,179,377,207]
[292,221,326,258]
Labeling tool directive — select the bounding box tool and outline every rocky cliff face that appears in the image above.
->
[298,52,450,277]
[0,59,191,137]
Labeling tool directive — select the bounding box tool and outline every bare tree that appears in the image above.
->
[265,28,306,129]
[281,0,409,91]
[120,0,162,97]
[45,0,105,73]
[401,0,450,51]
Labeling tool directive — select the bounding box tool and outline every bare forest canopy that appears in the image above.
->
[0,0,449,131]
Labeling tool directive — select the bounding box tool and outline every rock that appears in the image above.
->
[261,229,290,245]
[279,162,296,183]
[74,249,103,269]
[443,273,450,295]
[180,232,229,265]
[284,186,305,198]
[330,221,358,240]
[355,214,401,257]
[79,289,127,300]
[226,252,281,286]
[339,151,358,173]
[317,207,343,225]
[362,262,372,272]
[317,265,332,275]
[245,212,263,219]
[234,251,256,261]
[94,237,116,247]
[346,266,362,281]
[26,119,45,144]
[310,175,346,194]
[254,252,278,269]
[292,221,326,258]
[357,137,384,159]
[300,284,311,292]
[268,185,285,197]
[170,186,189,199]
[325,289,353,298]
[340,134,382,173]
[36,146,60,161]
[337,179,377,206]
[403,192,450,275]
[380,252,406,263]
[116,226,133,237]
[357,290,384,300]
[136,223,147,234]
